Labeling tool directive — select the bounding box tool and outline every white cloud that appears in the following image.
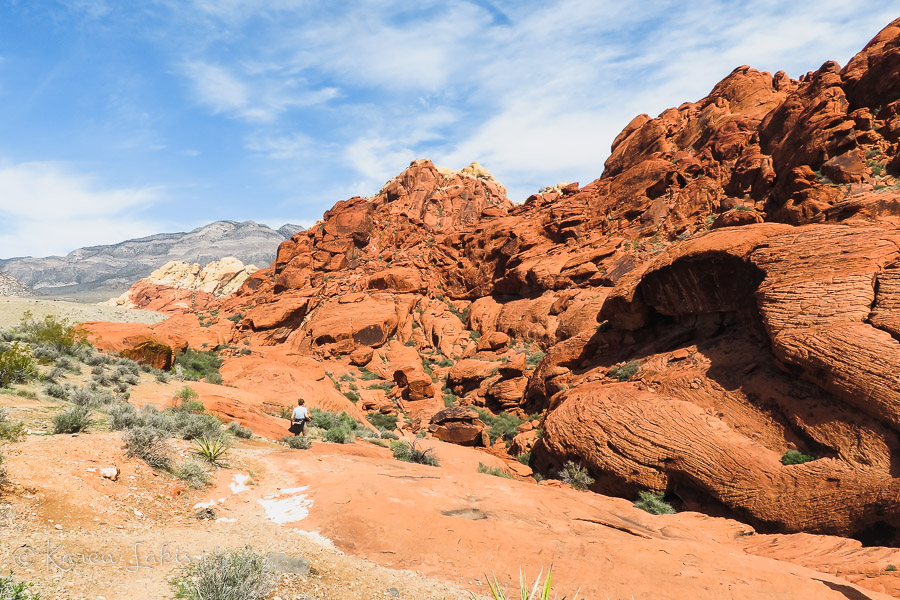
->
[0,162,162,257]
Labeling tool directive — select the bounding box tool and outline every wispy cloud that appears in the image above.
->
[0,162,162,257]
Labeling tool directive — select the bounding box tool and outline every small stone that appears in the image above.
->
[265,552,310,575]
[387,588,400,597]
[54,524,62,530]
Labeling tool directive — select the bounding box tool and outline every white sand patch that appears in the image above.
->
[230,473,252,494]
[258,487,313,525]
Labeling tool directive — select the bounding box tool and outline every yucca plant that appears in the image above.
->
[192,435,229,467]
[476,566,579,600]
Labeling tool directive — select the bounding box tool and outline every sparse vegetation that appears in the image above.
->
[324,425,354,444]
[358,367,379,380]
[391,440,440,466]
[0,408,26,442]
[342,390,360,403]
[123,425,172,470]
[525,350,546,368]
[171,545,274,600]
[52,405,92,434]
[559,460,594,491]
[478,462,512,478]
[887,564,898,572]
[443,391,458,407]
[488,412,524,446]
[366,412,398,431]
[0,343,36,387]
[227,421,252,439]
[367,381,394,392]
[0,572,42,600]
[608,360,641,382]
[781,449,815,465]
[634,491,676,515]
[477,566,578,600]
[283,435,312,449]
[172,347,222,382]
[173,460,211,488]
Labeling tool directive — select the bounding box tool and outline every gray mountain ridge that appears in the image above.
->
[0,220,303,302]
[0,271,36,298]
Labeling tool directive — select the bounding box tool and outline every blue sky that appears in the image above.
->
[0,1,896,258]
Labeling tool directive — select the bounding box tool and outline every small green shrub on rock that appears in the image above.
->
[283,436,312,450]
[477,462,512,478]
[608,360,641,382]
[391,440,440,466]
[634,491,676,515]
[781,449,815,465]
[559,460,594,491]
[171,545,273,600]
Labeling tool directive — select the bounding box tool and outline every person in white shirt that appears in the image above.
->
[290,398,310,436]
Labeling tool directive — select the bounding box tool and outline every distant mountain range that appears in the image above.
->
[0,221,302,302]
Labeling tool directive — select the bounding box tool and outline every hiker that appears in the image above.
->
[290,398,310,436]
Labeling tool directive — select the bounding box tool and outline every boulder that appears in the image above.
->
[428,407,488,446]
[349,346,374,366]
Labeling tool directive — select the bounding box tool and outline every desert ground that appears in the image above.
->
[0,296,167,329]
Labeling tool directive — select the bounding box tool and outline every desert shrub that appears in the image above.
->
[634,491,676,515]
[488,412,525,445]
[0,572,41,600]
[123,426,171,469]
[53,405,92,434]
[309,408,360,432]
[343,390,360,403]
[324,425,353,444]
[559,460,594,491]
[0,343,36,387]
[174,460,211,488]
[608,360,641,382]
[21,314,86,353]
[171,545,274,600]
[174,385,199,404]
[367,381,393,392]
[443,391,458,407]
[48,366,66,380]
[380,429,399,440]
[116,358,140,374]
[122,373,140,386]
[358,368,379,380]
[525,350,546,368]
[108,402,139,430]
[32,344,60,361]
[282,435,312,450]
[436,357,454,368]
[517,451,532,466]
[781,449,815,465]
[481,566,575,600]
[155,370,171,383]
[173,347,222,382]
[391,440,440,466]
[0,451,6,486]
[69,386,114,407]
[175,412,222,441]
[0,408,26,442]
[474,407,495,426]
[887,564,898,572]
[55,356,78,372]
[227,421,252,439]
[339,373,355,382]
[90,365,105,376]
[44,383,68,399]
[477,462,512,478]
[366,412,398,431]
[193,436,229,466]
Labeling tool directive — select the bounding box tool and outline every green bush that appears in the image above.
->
[886,564,898,572]
[324,425,353,444]
[366,412,398,431]
[367,381,394,392]
[391,440,439,466]
[174,460,211,488]
[477,462,512,478]
[171,545,274,600]
[0,343,36,387]
[123,425,172,469]
[781,449,815,465]
[634,491,676,515]
[309,408,360,432]
[173,348,222,382]
[488,412,524,445]
[44,383,68,399]
[525,350,546,368]
[474,407,495,426]
[0,408,26,442]
[53,405,92,434]
[343,390,360,403]
[517,451,532,466]
[283,435,312,450]
[22,314,86,353]
[359,367,379,380]
[559,460,594,491]
[443,391,458,407]
[608,360,641,381]
[481,565,576,600]
[227,421,252,439]
[0,572,41,600]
